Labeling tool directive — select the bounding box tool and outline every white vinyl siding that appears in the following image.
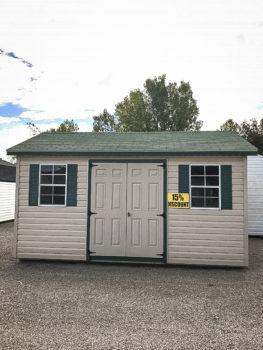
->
[16,156,88,260]
[0,181,16,222]
[248,155,263,236]
[167,156,247,267]
[15,155,247,266]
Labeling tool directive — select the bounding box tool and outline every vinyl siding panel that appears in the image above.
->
[17,253,84,260]
[247,155,263,236]
[18,235,86,242]
[16,156,88,260]
[0,181,16,222]
[16,155,247,266]
[167,156,247,267]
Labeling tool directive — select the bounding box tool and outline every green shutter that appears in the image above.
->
[221,165,232,210]
[67,164,78,206]
[179,165,189,193]
[29,164,39,206]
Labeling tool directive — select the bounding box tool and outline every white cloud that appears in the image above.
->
[20,109,94,122]
[0,116,20,124]
[35,122,60,132]
[33,121,92,132]
[0,0,263,162]
[0,124,31,160]
[77,122,93,132]
[0,53,40,105]
[0,120,93,161]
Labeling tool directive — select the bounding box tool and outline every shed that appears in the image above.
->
[0,158,16,222]
[7,131,257,266]
[247,155,263,236]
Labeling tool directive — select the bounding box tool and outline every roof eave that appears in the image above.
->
[6,150,258,156]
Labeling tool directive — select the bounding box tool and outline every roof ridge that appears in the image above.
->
[41,130,237,134]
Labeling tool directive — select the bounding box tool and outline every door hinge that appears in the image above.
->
[88,250,96,255]
[157,163,166,168]
[157,252,166,257]
[88,210,97,216]
[157,212,166,218]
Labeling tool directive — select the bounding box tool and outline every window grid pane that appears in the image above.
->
[206,166,219,175]
[190,165,220,209]
[39,165,66,206]
[191,166,204,175]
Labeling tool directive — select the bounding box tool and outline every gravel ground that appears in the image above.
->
[0,222,263,349]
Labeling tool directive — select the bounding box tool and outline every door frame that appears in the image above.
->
[87,159,167,263]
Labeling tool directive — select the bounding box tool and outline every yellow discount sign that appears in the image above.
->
[168,193,189,209]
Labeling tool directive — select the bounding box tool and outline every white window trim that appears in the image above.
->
[38,164,68,207]
[189,164,221,210]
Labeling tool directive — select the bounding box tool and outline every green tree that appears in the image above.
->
[144,75,169,130]
[93,109,118,132]
[220,119,240,133]
[49,119,79,132]
[220,118,263,155]
[239,119,263,154]
[93,75,201,132]
[166,81,201,131]
[27,119,79,135]
[115,90,152,131]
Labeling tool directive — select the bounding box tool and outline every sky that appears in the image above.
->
[0,0,263,160]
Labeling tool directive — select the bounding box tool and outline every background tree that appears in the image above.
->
[49,119,79,132]
[93,74,201,132]
[93,109,118,132]
[166,81,201,131]
[220,118,263,155]
[219,119,240,133]
[27,122,40,136]
[115,90,152,131]
[144,75,169,131]
[27,119,79,135]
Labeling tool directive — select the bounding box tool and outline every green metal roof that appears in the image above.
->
[6,131,257,156]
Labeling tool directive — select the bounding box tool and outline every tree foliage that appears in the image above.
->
[220,118,263,155]
[220,119,241,133]
[115,90,152,132]
[27,119,79,135]
[49,119,79,133]
[93,75,201,132]
[144,75,169,131]
[93,109,118,132]
[27,122,40,136]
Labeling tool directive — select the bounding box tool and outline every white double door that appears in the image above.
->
[89,162,164,258]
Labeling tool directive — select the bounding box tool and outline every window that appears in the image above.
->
[39,165,67,205]
[190,165,220,209]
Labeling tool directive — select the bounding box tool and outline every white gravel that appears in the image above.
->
[1,221,263,349]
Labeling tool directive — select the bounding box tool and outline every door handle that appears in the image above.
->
[127,212,131,217]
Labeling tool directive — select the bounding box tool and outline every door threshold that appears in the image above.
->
[88,256,165,263]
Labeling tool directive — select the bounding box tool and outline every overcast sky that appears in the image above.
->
[0,0,263,160]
